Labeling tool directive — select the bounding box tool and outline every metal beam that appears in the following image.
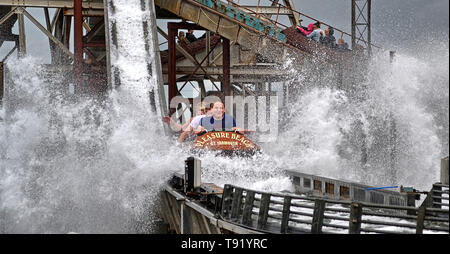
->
[168,23,177,114]
[84,18,104,43]
[241,6,295,15]
[17,11,26,57]
[20,7,73,59]
[157,26,208,75]
[74,0,83,88]
[162,66,289,76]
[0,0,104,9]
[0,6,16,25]
[283,0,300,27]
[64,9,105,16]
[222,37,231,96]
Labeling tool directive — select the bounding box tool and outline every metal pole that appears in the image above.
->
[367,0,371,56]
[206,31,210,66]
[168,23,177,115]
[74,0,83,89]
[44,8,56,63]
[222,37,231,97]
[18,12,26,57]
[351,0,356,50]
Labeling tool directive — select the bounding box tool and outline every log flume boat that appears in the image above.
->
[191,130,259,156]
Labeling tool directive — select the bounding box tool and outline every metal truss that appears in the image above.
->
[351,0,371,54]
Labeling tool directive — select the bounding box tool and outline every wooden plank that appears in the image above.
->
[221,185,234,219]
[349,202,362,234]
[230,188,244,220]
[165,191,182,234]
[257,193,271,230]
[199,212,212,234]
[241,190,255,226]
[416,206,425,234]
[311,199,325,233]
[160,191,179,233]
[280,196,291,233]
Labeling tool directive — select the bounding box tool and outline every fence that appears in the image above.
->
[421,183,449,212]
[220,184,449,234]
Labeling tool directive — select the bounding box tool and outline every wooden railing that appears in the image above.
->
[220,184,449,234]
[422,183,449,210]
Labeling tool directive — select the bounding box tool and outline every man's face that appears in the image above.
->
[325,29,329,36]
[212,102,225,119]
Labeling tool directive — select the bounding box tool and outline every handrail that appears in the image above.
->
[227,0,382,50]
[220,184,449,234]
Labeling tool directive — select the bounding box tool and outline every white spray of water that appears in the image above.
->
[270,47,448,191]
[0,0,176,233]
[0,1,447,233]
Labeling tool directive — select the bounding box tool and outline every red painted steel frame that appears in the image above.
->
[222,38,231,96]
[74,0,83,88]
[167,22,232,114]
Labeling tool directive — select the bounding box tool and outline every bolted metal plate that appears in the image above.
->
[179,1,200,23]
[197,8,219,33]
[217,17,239,42]
[162,0,182,16]
[236,26,260,52]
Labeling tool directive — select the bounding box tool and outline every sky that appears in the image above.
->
[0,0,448,62]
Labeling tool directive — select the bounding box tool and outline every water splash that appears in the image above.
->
[0,2,447,234]
[271,46,448,191]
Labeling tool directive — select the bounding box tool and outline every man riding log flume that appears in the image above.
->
[162,101,249,145]
[194,101,245,134]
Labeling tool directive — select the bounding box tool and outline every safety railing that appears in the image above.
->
[225,0,382,51]
[421,183,449,211]
[220,184,449,234]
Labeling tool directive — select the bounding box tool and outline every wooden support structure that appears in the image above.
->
[241,190,255,227]
[162,181,449,234]
[257,193,271,230]
[349,202,362,234]
[311,199,325,233]
[280,196,291,233]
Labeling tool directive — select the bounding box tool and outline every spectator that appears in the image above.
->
[186,29,197,43]
[336,38,349,51]
[178,31,190,44]
[307,22,323,42]
[320,27,336,48]
[297,19,308,31]
[297,23,314,36]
